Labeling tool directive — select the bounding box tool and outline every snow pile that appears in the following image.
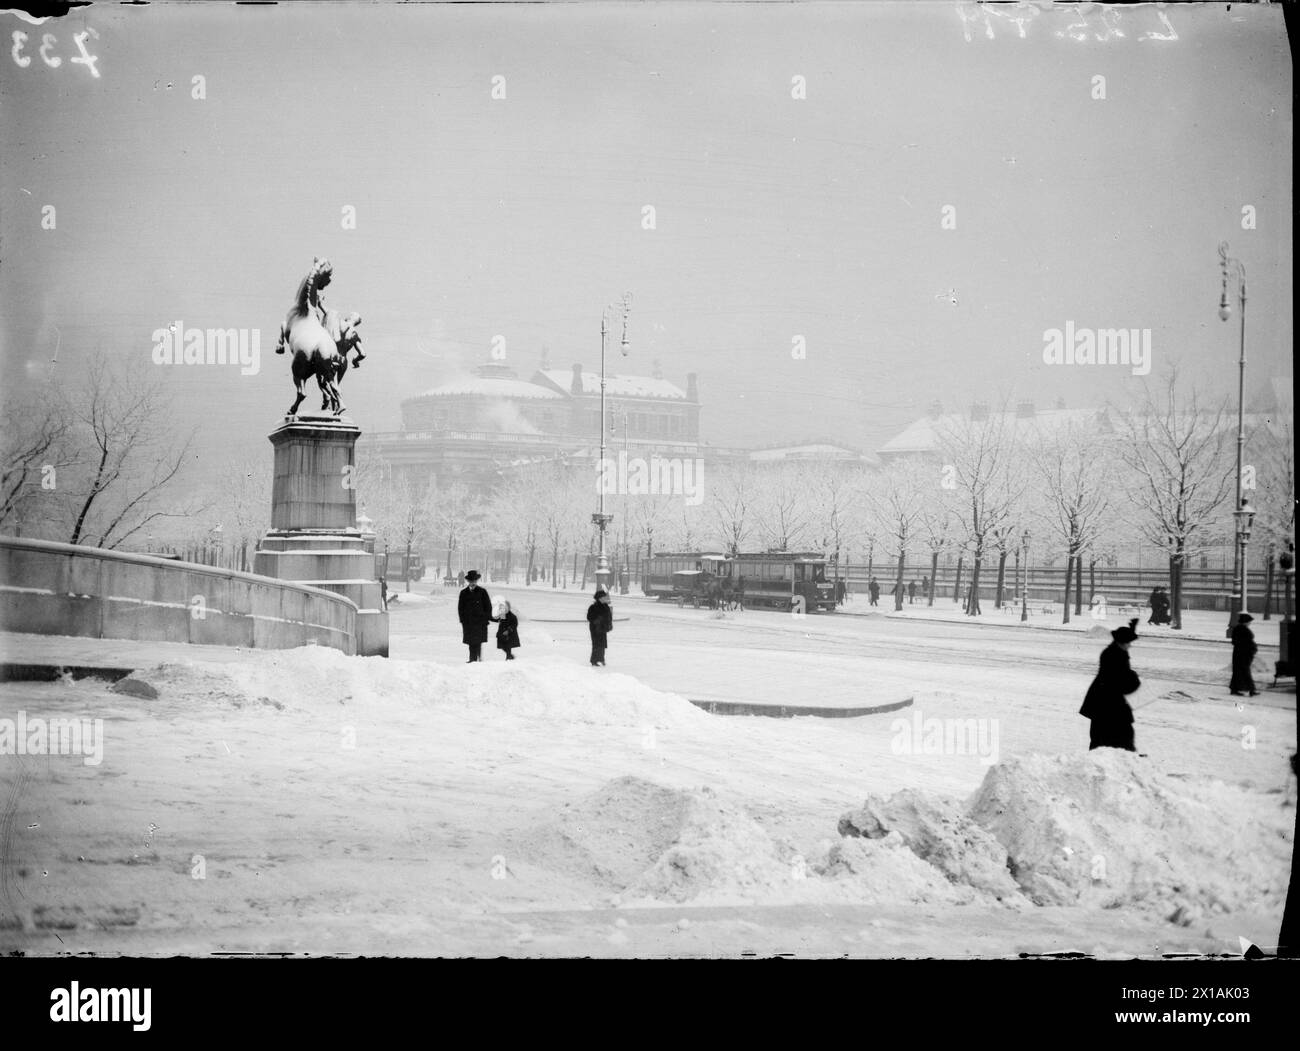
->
[967,751,1291,919]
[838,790,1025,902]
[815,833,985,905]
[522,777,795,904]
[132,648,707,729]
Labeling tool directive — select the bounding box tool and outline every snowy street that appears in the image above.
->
[1,591,1292,957]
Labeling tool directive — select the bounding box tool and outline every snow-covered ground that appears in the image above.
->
[0,588,1292,957]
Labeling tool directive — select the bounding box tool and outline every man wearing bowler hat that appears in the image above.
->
[458,570,493,663]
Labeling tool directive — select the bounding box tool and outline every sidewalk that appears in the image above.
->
[0,632,253,679]
[831,601,1282,647]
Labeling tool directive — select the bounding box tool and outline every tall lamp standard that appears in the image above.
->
[593,292,632,594]
[1234,498,1256,621]
[1219,240,1248,634]
[1020,529,1030,622]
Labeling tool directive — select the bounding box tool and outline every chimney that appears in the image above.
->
[570,363,584,395]
[1015,399,1035,419]
[970,401,989,422]
[686,372,698,401]
[927,400,943,419]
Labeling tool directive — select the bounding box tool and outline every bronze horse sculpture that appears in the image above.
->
[275,258,366,416]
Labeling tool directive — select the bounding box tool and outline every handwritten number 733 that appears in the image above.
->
[12,29,101,78]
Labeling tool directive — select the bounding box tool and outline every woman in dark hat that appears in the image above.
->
[1080,618,1142,751]
[1229,613,1259,696]
[457,570,493,663]
[586,589,613,667]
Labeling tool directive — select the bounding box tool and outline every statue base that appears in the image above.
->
[253,414,389,657]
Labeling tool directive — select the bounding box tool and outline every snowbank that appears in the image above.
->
[968,751,1291,920]
[130,648,708,729]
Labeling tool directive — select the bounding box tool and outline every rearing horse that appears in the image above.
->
[284,309,363,416]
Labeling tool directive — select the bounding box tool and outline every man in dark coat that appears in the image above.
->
[587,588,613,667]
[1230,613,1259,696]
[1080,618,1141,751]
[907,580,917,604]
[457,569,493,662]
[868,577,880,606]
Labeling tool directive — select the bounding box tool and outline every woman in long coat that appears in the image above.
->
[587,589,613,667]
[1080,618,1141,751]
[495,601,520,660]
[457,570,493,662]
[1230,613,1259,696]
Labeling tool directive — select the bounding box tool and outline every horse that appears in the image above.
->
[283,310,362,416]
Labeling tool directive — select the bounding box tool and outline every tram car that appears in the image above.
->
[642,552,723,599]
[703,551,836,612]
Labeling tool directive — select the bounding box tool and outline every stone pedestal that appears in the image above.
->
[253,414,389,656]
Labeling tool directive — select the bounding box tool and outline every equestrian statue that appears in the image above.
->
[275,256,366,416]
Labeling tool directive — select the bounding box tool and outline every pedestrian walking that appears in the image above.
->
[1230,613,1259,696]
[868,577,880,606]
[494,600,520,660]
[1079,618,1142,752]
[907,580,916,604]
[587,588,613,667]
[457,570,493,662]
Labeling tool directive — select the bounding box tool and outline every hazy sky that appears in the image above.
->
[1,1,1292,468]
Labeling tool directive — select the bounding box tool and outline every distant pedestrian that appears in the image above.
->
[457,570,493,663]
[494,600,520,660]
[587,588,613,666]
[1079,618,1141,752]
[921,575,931,602]
[868,577,880,606]
[1147,586,1171,626]
[1229,614,1259,697]
[587,588,613,664]
[457,570,465,587]
[907,580,917,604]
[378,572,389,611]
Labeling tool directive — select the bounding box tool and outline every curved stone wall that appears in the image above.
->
[0,537,357,654]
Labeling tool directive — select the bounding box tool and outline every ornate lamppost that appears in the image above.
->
[593,292,632,593]
[1020,529,1030,622]
[1234,498,1256,619]
[1219,240,1248,633]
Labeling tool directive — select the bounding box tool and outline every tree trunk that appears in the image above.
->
[1088,557,1096,609]
[1074,553,1083,615]
[525,542,535,586]
[1263,551,1274,620]
[928,550,939,606]
[967,556,983,615]
[405,539,412,592]
[894,548,905,611]
[1063,553,1074,624]
[1170,550,1183,630]
[994,550,1007,608]
[551,547,559,588]
[953,556,963,604]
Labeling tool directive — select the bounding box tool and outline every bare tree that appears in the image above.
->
[804,461,867,584]
[1028,416,1116,624]
[1114,369,1235,630]
[0,380,75,535]
[938,404,1027,616]
[213,457,273,571]
[708,462,756,555]
[751,462,811,551]
[57,358,197,549]
[873,459,926,611]
[916,476,958,606]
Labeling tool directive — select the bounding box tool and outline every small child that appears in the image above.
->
[494,601,520,660]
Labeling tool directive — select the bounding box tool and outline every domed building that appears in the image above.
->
[360,355,702,490]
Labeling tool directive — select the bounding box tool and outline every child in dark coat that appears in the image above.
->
[587,589,613,666]
[494,601,520,660]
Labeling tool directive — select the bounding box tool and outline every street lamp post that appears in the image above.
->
[1219,240,1248,633]
[1234,498,1256,621]
[1020,529,1030,622]
[594,292,632,594]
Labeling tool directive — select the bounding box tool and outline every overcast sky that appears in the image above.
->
[1,1,1292,465]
